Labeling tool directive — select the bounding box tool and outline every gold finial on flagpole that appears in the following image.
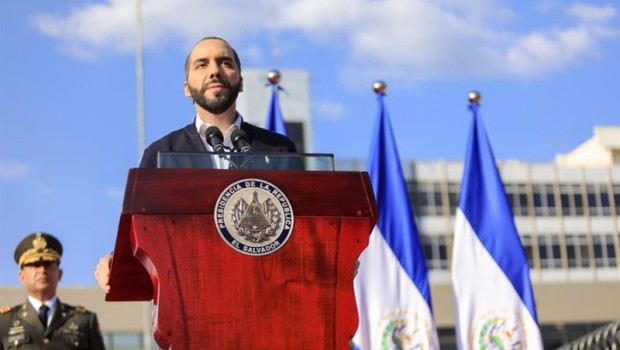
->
[267,69,281,85]
[468,90,482,104]
[373,80,387,95]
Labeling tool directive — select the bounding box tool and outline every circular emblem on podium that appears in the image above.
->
[214,178,294,256]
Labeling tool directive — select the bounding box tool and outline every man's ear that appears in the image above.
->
[18,269,26,285]
[184,81,191,97]
[239,76,244,92]
[58,268,63,282]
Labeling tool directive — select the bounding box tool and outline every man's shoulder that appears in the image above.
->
[0,305,14,325]
[146,122,196,150]
[0,304,24,327]
[0,306,11,315]
[140,121,202,167]
[0,303,26,316]
[241,121,297,151]
[60,302,97,316]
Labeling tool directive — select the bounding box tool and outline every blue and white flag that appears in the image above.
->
[451,101,543,349]
[265,84,289,136]
[352,92,439,350]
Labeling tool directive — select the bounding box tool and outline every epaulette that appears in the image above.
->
[76,305,87,313]
[0,306,11,314]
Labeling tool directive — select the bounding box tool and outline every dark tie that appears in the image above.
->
[39,304,49,328]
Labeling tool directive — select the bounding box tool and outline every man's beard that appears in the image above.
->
[188,79,241,115]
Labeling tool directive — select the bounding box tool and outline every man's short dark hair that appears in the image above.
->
[184,36,242,79]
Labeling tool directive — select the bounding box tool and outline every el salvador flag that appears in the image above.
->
[265,84,289,136]
[352,91,439,349]
[451,99,543,349]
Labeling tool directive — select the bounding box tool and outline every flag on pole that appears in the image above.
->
[451,92,543,349]
[265,75,289,136]
[352,83,439,350]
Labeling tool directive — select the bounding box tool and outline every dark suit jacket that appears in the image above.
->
[0,300,105,350]
[140,120,297,168]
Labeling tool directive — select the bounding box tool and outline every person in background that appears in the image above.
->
[1,232,106,350]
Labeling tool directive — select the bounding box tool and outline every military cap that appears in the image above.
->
[14,232,63,267]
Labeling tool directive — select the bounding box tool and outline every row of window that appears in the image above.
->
[410,182,620,217]
[420,233,618,270]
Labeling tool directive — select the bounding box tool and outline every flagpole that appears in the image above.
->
[135,2,150,348]
[135,0,145,163]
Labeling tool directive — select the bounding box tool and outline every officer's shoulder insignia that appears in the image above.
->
[0,306,11,314]
[75,305,87,313]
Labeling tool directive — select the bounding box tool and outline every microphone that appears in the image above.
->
[231,129,252,153]
[205,126,224,152]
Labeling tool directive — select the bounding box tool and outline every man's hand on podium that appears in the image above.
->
[94,253,113,293]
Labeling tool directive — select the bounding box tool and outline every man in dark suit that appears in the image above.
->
[1,233,106,350]
[139,35,297,168]
[95,36,298,291]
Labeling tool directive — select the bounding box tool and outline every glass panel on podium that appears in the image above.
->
[157,152,335,171]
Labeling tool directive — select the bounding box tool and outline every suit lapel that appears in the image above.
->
[240,121,256,145]
[185,121,208,152]
[20,302,46,334]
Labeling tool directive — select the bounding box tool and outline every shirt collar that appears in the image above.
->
[195,113,243,150]
[28,295,57,312]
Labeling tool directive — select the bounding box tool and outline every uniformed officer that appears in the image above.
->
[0,232,106,349]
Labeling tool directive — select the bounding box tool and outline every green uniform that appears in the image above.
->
[0,300,105,350]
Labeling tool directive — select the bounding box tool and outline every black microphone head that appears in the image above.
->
[205,126,224,152]
[231,129,252,153]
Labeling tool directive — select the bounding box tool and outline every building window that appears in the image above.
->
[560,184,584,216]
[410,182,443,216]
[586,184,611,216]
[448,182,459,215]
[612,184,620,215]
[593,234,618,268]
[565,233,591,268]
[520,235,535,269]
[505,183,529,216]
[533,184,557,216]
[420,234,448,270]
[285,121,305,153]
[538,235,562,269]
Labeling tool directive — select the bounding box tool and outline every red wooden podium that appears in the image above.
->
[107,168,378,349]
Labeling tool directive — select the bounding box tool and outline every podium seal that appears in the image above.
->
[214,178,294,256]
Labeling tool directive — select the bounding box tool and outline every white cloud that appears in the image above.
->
[30,0,619,81]
[567,3,617,23]
[315,101,345,121]
[0,161,28,180]
[31,0,271,58]
[506,26,598,77]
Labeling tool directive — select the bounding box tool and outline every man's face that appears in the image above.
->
[19,261,62,297]
[184,39,243,115]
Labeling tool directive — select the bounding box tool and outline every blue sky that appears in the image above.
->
[1,0,619,286]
